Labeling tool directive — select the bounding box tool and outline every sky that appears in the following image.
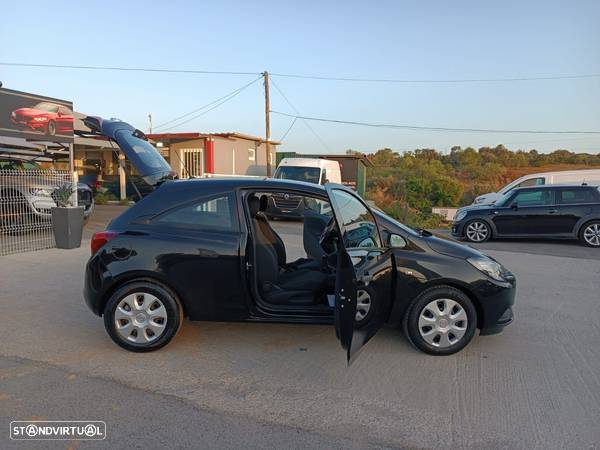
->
[1,0,599,155]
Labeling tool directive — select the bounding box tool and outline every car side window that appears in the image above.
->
[557,189,596,204]
[511,189,552,206]
[516,177,545,188]
[331,189,381,248]
[153,194,236,231]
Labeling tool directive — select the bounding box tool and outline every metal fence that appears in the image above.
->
[0,169,73,256]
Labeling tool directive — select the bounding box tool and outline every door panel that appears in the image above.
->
[493,189,557,235]
[347,248,395,363]
[326,185,396,362]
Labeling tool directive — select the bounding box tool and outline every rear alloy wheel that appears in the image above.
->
[403,286,477,355]
[464,220,491,243]
[580,221,600,248]
[103,281,183,352]
[47,120,56,136]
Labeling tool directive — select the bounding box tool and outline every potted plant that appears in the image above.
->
[51,183,84,249]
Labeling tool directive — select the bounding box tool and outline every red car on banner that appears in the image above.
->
[10,101,74,136]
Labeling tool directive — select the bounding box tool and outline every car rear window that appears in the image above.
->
[557,188,597,204]
[153,194,237,231]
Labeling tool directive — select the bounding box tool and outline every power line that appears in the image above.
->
[270,110,600,135]
[269,78,331,151]
[4,62,598,84]
[153,75,263,131]
[270,72,600,83]
[279,117,297,141]
[0,62,260,76]
[157,77,262,132]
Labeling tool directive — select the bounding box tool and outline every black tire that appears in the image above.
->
[103,281,184,352]
[579,220,600,248]
[463,219,492,243]
[403,286,477,356]
[47,120,56,136]
[354,286,376,328]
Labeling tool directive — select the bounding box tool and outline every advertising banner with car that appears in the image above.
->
[0,88,74,143]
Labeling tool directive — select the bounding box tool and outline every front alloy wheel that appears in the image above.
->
[404,286,477,355]
[104,281,183,352]
[581,221,600,248]
[464,220,491,243]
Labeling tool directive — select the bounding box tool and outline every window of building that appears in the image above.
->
[180,148,203,178]
[248,148,256,161]
[153,195,236,231]
[557,188,596,204]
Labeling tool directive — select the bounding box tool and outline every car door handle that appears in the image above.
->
[547,209,558,214]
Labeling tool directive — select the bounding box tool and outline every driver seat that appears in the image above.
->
[248,195,327,305]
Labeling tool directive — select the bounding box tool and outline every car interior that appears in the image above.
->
[246,192,338,308]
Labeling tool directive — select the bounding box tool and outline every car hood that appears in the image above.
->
[84,116,174,187]
[13,108,46,117]
[456,203,494,215]
[425,233,485,259]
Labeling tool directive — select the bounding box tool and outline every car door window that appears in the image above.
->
[331,189,381,248]
[153,195,236,231]
[557,189,596,204]
[516,177,545,188]
[511,189,552,206]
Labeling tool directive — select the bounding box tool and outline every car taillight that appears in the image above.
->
[91,231,118,256]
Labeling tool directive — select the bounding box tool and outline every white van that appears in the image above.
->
[273,158,342,185]
[474,169,600,205]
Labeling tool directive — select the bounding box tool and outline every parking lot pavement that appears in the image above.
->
[434,229,600,260]
[1,233,600,449]
[0,356,376,450]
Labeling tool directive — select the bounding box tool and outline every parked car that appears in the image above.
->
[453,185,600,247]
[473,169,600,205]
[83,117,516,360]
[10,102,74,136]
[0,155,94,228]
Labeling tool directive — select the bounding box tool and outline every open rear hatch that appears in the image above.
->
[83,116,174,187]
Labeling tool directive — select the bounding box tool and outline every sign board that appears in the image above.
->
[0,88,74,143]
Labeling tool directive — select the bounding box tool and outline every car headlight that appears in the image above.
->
[33,117,48,122]
[467,256,507,281]
[29,187,53,197]
[455,210,467,222]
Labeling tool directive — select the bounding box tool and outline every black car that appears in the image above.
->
[83,117,516,361]
[453,185,600,247]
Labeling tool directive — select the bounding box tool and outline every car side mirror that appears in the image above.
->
[388,233,407,248]
[511,202,518,210]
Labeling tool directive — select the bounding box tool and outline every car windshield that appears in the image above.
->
[372,208,419,236]
[274,166,321,184]
[494,193,511,206]
[33,102,59,113]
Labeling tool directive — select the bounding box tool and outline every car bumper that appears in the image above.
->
[476,276,516,335]
[451,221,465,238]
[266,201,305,219]
[83,254,113,316]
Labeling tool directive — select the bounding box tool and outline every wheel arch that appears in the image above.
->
[100,273,188,318]
[576,217,600,237]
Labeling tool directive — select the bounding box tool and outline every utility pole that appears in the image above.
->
[263,71,271,176]
[148,113,153,133]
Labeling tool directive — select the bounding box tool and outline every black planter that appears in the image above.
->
[51,206,84,249]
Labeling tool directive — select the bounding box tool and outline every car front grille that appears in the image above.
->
[272,193,302,209]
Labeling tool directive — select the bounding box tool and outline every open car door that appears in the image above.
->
[326,185,396,364]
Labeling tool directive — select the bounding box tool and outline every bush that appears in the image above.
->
[94,192,117,205]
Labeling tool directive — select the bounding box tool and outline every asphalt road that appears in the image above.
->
[1,209,599,448]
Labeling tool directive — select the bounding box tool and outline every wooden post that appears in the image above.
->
[263,71,271,176]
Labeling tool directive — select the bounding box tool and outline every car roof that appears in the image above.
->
[513,184,599,191]
[161,177,329,195]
